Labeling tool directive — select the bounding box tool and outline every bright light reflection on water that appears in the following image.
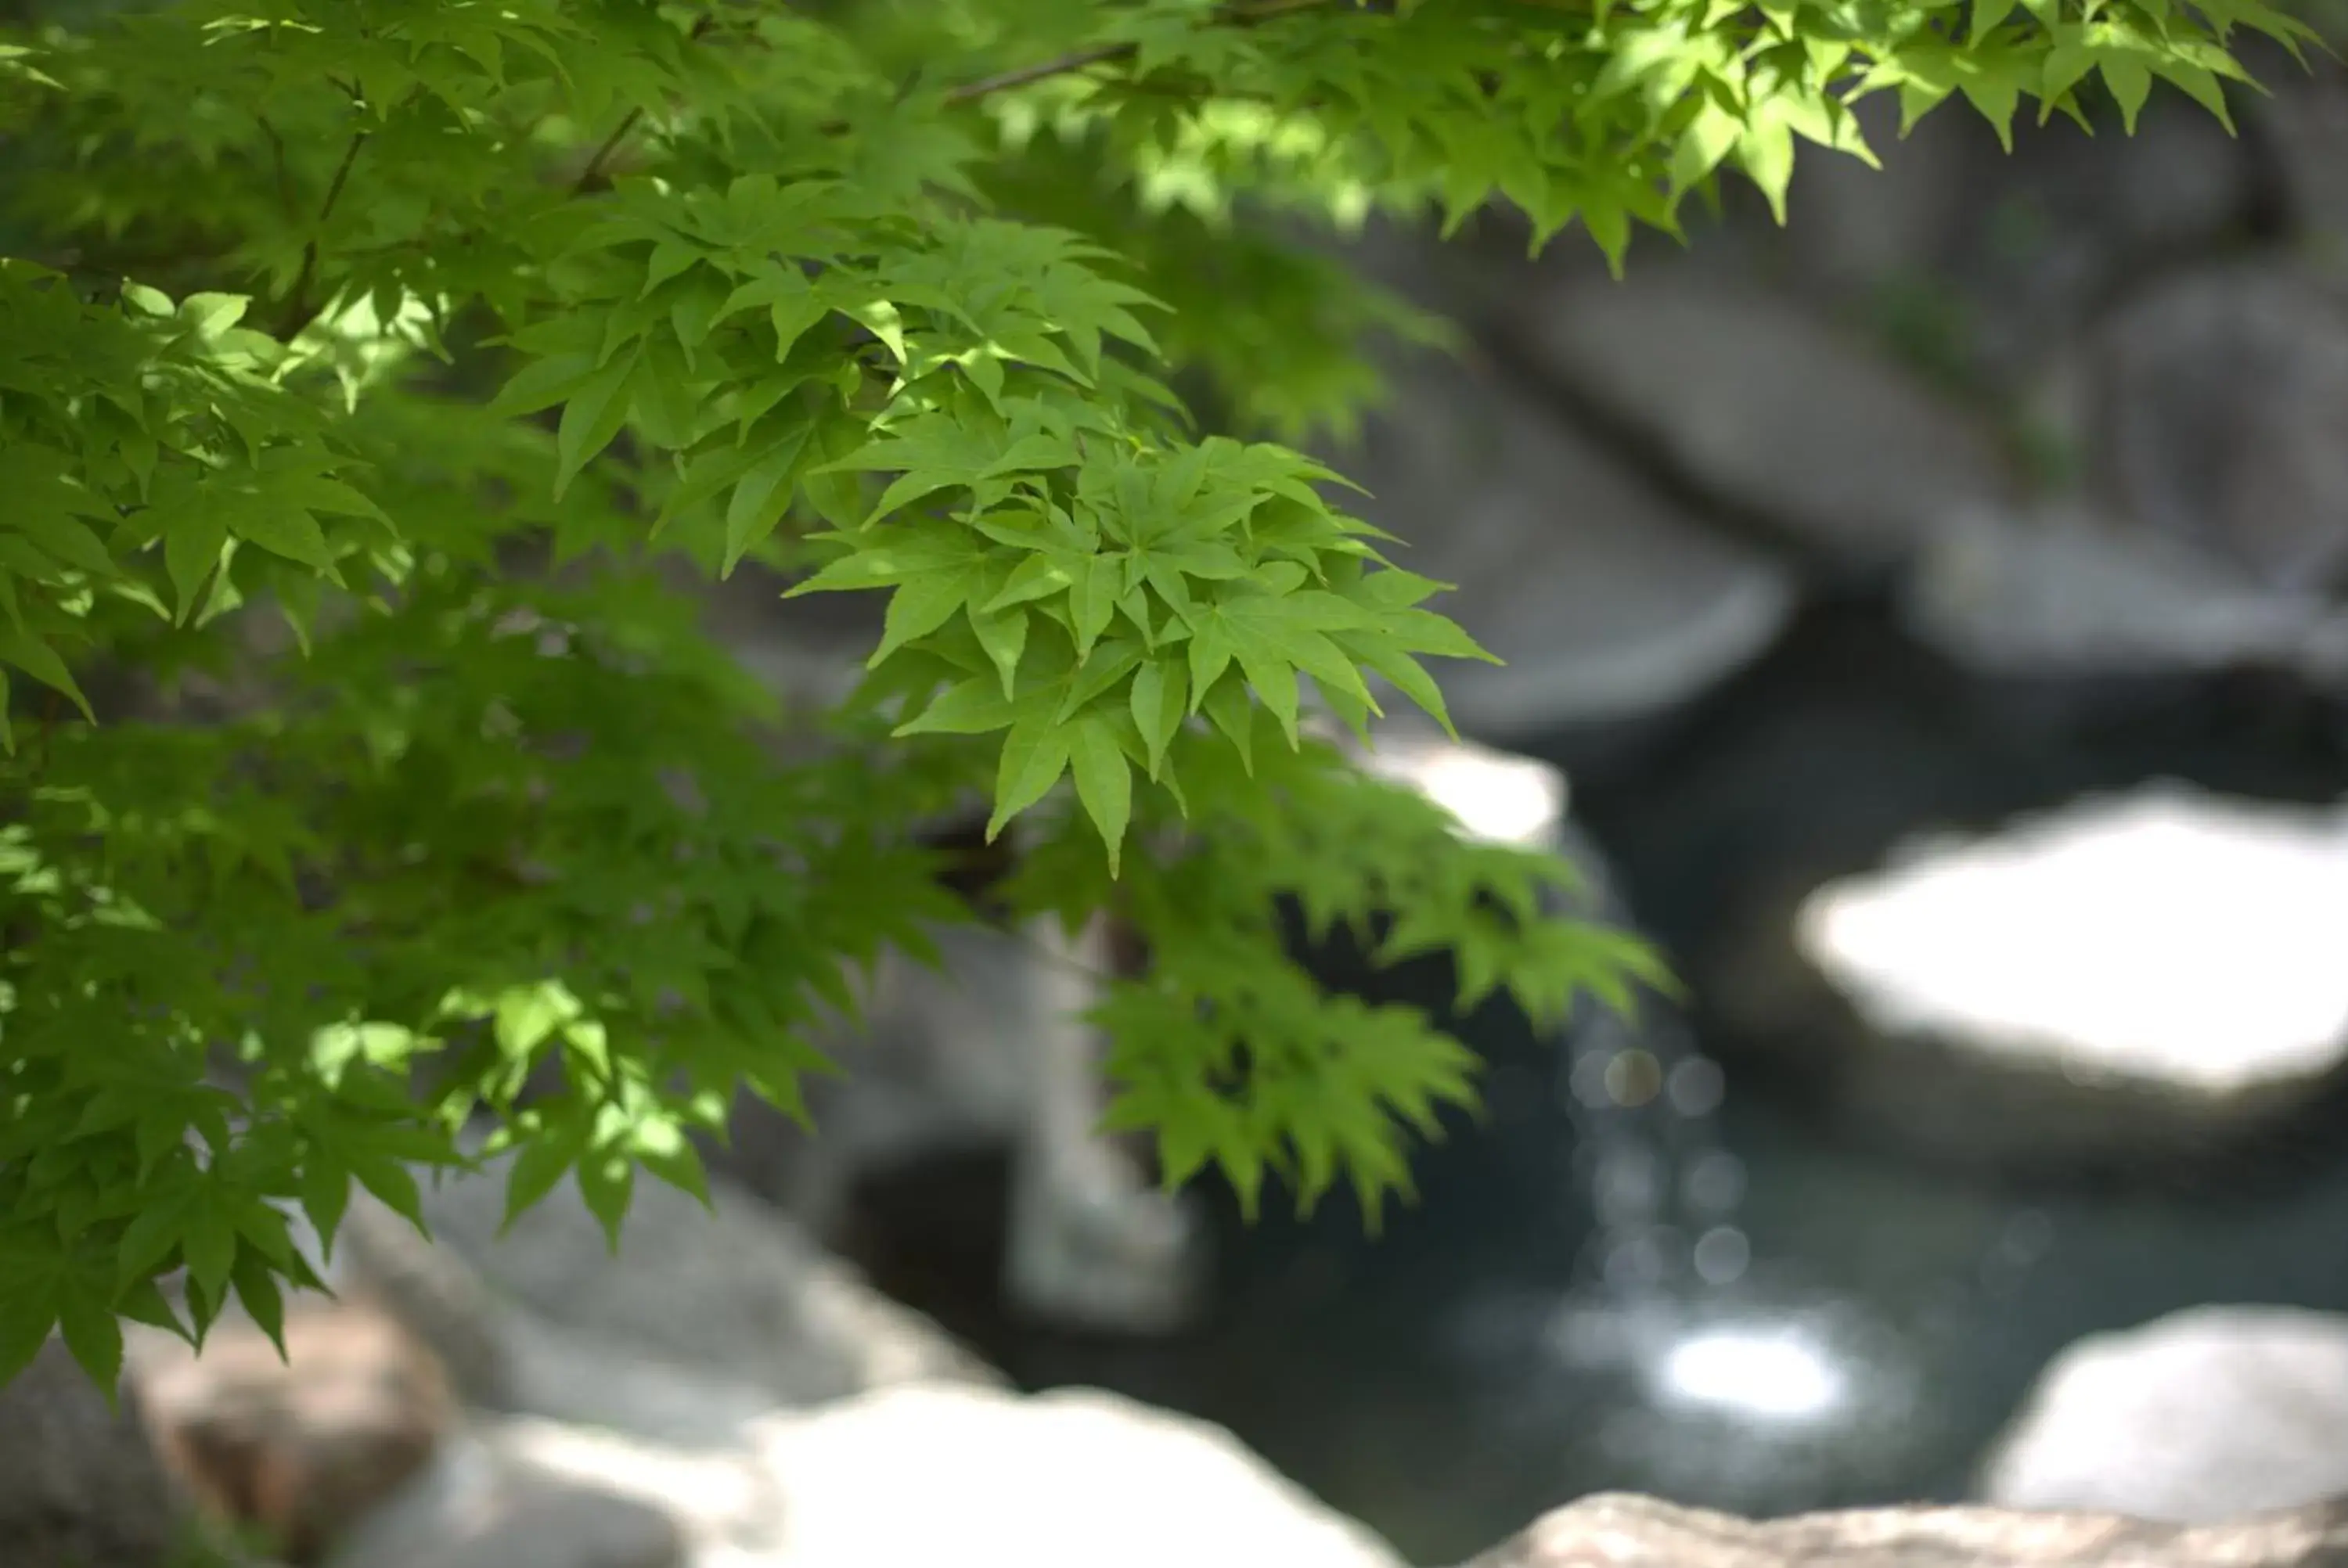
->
[1453,1279,1943,1510]
[1655,1326,1846,1422]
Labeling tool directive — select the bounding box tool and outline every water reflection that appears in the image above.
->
[1692,1225,1751,1285]
[1518,831,1947,1508]
[1431,1267,1943,1519]
[1657,1325,1842,1421]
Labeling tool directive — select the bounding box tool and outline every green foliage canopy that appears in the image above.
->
[0,0,2307,1391]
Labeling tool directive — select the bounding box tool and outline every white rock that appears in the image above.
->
[1978,1306,2348,1522]
[744,1383,1407,1568]
[1801,787,2348,1095]
[1352,724,1570,851]
[337,1386,1403,1568]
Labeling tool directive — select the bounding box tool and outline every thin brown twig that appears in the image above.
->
[571,109,645,196]
[571,12,722,196]
[28,687,64,781]
[941,41,1137,105]
[941,0,1344,105]
[582,0,1345,164]
[256,115,295,217]
[273,128,370,342]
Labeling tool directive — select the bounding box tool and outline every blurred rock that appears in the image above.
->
[2073,261,2348,595]
[999,913,1210,1336]
[750,1383,1406,1568]
[1777,92,2256,391]
[325,1423,696,1568]
[2245,46,2348,259]
[666,552,876,728]
[1331,340,1795,737]
[664,557,1212,1340]
[708,915,1209,1340]
[129,1302,454,1566]
[1352,722,1571,851]
[327,1381,1406,1568]
[319,1195,516,1412]
[1900,502,2348,682]
[383,1152,999,1415]
[0,1337,193,1568]
[1461,1491,2348,1568]
[1776,95,1974,305]
[1979,1306,2348,1522]
[708,922,1054,1232]
[1507,267,2012,574]
[1721,784,2348,1171]
[499,1322,787,1451]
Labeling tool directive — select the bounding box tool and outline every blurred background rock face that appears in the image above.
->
[794,45,2348,1566]
[20,30,2348,1568]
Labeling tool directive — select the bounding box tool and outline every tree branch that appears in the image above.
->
[571,110,645,197]
[942,0,1345,109]
[577,0,1340,191]
[942,42,1134,105]
[272,128,369,343]
[256,115,295,218]
[570,12,722,197]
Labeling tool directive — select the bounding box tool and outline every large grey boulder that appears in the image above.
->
[1507,268,2013,573]
[1720,784,2348,1170]
[0,1338,196,1568]
[326,1422,693,1568]
[1461,1491,2348,1568]
[2070,262,2348,597]
[1330,341,1795,735]
[2245,46,2348,260]
[1979,1306,2348,1522]
[1900,502,2348,683]
[348,1153,999,1425]
[1901,262,2348,686]
[1774,91,2256,391]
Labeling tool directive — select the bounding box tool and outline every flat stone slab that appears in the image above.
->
[1803,787,2348,1092]
[1738,786,2348,1170]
